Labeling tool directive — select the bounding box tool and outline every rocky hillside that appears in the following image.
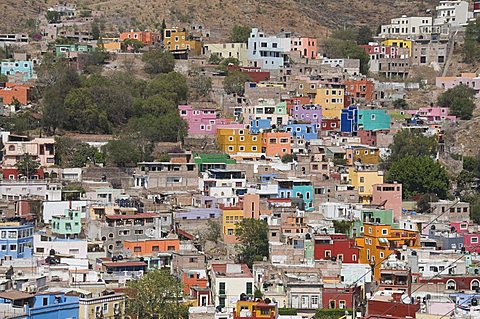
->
[2,0,439,40]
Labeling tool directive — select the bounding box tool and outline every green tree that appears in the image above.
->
[331,28,357,41]
[104,139,141,167]
[230,25,251,43]
[357,26,373,45]
[281,154,296,163]
[332,220,353,235]
[208,54,222,65]
[91,21,101,40]
[223,71,250,96]
[190,75,212,98]
[161,18,167,39]
[322,38,370,74]
[123,39,144,52]
[145,72,188,103]
[386,156,450,199]
[437,84,476,120]
[385,129,437,168]
[0,74,7,84]
[142,49,175,75]
[464,18,480,63]
[464,194,480,224]
[235,218,269,267]
[393,98,408,109]
[127,269,188,319]
[416,193,438,213]
[45,10,61,23]
[220,57,240,67]
[15,154,41,178]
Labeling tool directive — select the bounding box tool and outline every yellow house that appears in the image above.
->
[314,86,345,119]
[349,166,384,203]
[223,208,244,244]
[163,28,202,56]
[203,43,248,66]
[381,39,412,56]
[79,293,127,319]
[355,223,419,280]
[217,126,262,155]
[98,37,122,53]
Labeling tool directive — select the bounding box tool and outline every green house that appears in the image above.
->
[357,109,391,131]
[193,153,236,172]
[55,44,95,57]
[351,209,395,237]
[51,209,82,238]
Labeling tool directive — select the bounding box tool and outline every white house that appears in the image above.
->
[210,263,254,312]
[380,16,432,38]
[34,233,88,259]
[434,0,471,27]
[247,28,291,70]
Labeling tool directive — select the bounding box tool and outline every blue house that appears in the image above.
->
[283,123,318,141]
[249,118,271,134]
[1,61,34,82]
[277,178,314,211]
[341,106,391,133]
[0,291,79,319]
[0,222,34,259]
[340,105,359,133]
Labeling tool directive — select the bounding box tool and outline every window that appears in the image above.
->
[252,146,257,151]
[133,247,142,252]
[472,237,479,244]
[311,296,319,308]
[43,297,48,306]
[360,177,365,183]
[339,301,346,309]
[472,280,480,291]
[103,303,108,312]
[152,246,159,252]
[380,252,384,258]
[9,244,16,251]
[382,229,388,235]
[446,280,456,290]
[246,282,253,294]
[329,300,336,309]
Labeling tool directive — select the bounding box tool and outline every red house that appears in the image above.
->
[286,97,311,115]
[227,65,270,83]
[2,168,45,180]
[344,78,374,106]
[321,119,340,132]
[367,292,419,318]
[463,233,480,253]
[314,234,358,263]
[322,286,359,309]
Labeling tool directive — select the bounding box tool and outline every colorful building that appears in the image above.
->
[79,292,126,319]
[345,78,374,105]
[313,85,345,119]
[314,234,358,262]
[341,106,391,133]
[372,183,403,221]
[123,238,180,256]
[179,105,228,136]
[283,123,318,141]
[291,37,318,59]
[55,43,95,58]
[381,39,413,56]
[163,28,202,57]
[0,82,31,105]
[356,223,419,280]
[406,106,457,123]
[203,42,248,65]
[245,100,289,128]
[291,104,322,129]
[346,145,381,165]
[277,178,314,211]
[349,166,384,203]
[182,269,208,296]
[249,119,272,134]
[1,60,34,82]
[119,31,160,46]
[51,208,82,238]
[233,300,277,319]
[261,132,291,157]
[216,125,262,155]
[222,207,244,243]
[0,222,33,259]
[193,153,236,172]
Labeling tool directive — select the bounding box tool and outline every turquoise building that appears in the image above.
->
[1,61,34,82]
[277,178,314,211]
[51,209,82,238]
[357,109,391,131]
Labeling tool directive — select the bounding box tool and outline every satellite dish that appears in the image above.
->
[145,228,156,238]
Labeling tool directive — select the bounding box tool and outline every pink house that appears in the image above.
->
[291,37,318,59]
[406,107,456,123]
[463,233,480,253]
[372,183,403,221]
[179,105,228,136]
[450,221,471,234]
[436,73,480,97]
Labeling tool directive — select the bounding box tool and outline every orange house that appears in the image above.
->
[182,270,208,295]
[0,83,31,105]
[262,132,291,157]
[123,238,180,256]
[286,97,311,115]
[345,78,374,106]
[119,31,160,46]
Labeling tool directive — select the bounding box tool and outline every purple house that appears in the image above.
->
[291,104,322,129]
[179,105,228,136]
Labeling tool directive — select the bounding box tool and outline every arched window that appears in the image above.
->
[8,145,15,151]
[472,279,480,291]
[446,279,456,290]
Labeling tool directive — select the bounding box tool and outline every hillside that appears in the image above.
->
[2,0,439,40]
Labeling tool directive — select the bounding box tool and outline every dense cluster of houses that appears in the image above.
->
[0,1,479,319]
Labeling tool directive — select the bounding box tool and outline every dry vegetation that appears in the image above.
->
[2,0,439,40]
